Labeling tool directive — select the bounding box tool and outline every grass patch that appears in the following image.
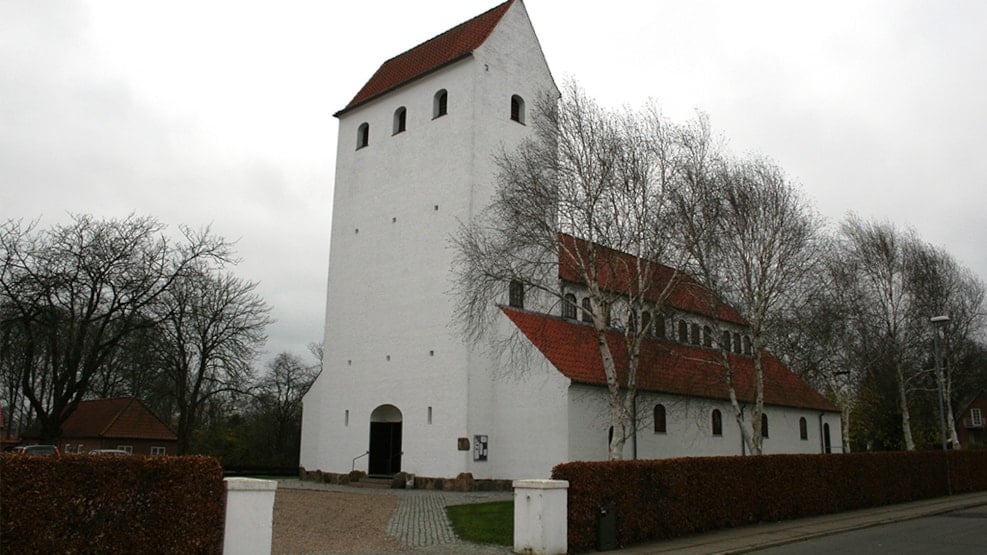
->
[446,500,513,546]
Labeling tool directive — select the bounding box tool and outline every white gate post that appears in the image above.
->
[224,477,277,555]
[513,479,568,555]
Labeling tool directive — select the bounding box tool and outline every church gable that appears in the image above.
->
[336,0,515,116]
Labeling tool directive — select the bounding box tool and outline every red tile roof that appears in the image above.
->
[503,307,837,412]
[59,398,177,441]
[336,0,514,115]
[558,234,746,324]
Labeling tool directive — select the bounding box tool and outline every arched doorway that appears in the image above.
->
[369,404,402,476]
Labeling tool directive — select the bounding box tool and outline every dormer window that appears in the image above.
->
[393,107,407,134]
[510,95,525,124]
[357,122,369,149]
[433,89,448,118]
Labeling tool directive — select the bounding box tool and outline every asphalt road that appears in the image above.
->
[753,506,987,555]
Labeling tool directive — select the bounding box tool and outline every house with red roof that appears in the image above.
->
[25,397,177,455]
[300,1,840,482]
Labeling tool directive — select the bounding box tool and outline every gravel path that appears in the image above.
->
[271,480,513,555]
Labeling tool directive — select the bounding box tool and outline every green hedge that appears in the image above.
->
[552,451,987,552]
[1,454,225,554]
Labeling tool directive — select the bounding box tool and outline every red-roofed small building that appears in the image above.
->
[24,398,176,455]
[300,1,840,482]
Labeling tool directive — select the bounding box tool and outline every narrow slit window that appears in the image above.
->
[357,122,369,149]
[761,413,769,438]
[510,95,525,123]
[654,404,667,433]
[799,417,808,440]
[393,107,407,134]
[509,280,524,308]
[712,409,723,436]
[433,89,448,118]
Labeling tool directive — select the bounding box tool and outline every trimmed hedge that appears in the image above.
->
[553,450,987,552]
[1,454,225,554]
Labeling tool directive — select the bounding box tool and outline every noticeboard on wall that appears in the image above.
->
[473,434,488,461]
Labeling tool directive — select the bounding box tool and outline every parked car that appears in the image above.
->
[88,449,130,455]
[12,444,60,456]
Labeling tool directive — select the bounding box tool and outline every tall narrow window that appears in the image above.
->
[824,423,832,453]
[655,316,666,338]
[653,404,667,434]
[761,413,769,438]
[510,95,525,123]
[733,332,742,354]
[721,331,731,352]
[799,417,808,440]
[703,326,713,348]
[641,311,652,335]
[428,406,433,425]
[627,309,638,333]
[433,89,448,118]
[581,297,593,323]
[678,321,689,343]
[356,122,369,149]
[712,409,723,436]
[744,336,753,355]
[562,293,577,319]
[508,279,524,308]
[690,323,701,345]
[393,107,407,134]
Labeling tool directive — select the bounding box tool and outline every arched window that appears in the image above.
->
[627,309,637,333]
[761,413,769,438]
[690,323,701,345]
[508,280,524,308]
[433,89,448,118]
[393,107,407,134]
[799,417,808,440]
[562,293,577,319]
[703,326,713,348]
[712,409,723,436]
[510,95,525,123]
[653,404,667,433]
[655,316,666,338]
[356,122,369,149]
[581,297,593,323]
[744,336,753,355]
[721,331,731,352]
[678,321,688,343]
[733,332,742,354]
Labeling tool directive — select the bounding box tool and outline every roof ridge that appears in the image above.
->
[337,0,515,114]
[379,0,514,66]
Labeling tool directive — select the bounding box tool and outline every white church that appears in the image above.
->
[299,0,842,482]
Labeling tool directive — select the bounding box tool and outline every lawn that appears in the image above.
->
[446,500,513,546]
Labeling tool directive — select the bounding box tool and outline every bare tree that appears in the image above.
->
[453,82,709,459]
[904,240,986,448]
[151,263,271,454]
[678,156,824,455]
[252,352,317,465]
[837,215,934,450]
[0,215,230,442]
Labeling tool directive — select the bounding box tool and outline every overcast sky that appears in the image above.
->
[2,0,985,366]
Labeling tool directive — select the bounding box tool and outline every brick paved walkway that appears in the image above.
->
[277,479,512,553]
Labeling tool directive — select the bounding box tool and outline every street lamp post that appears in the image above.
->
[931,315,951,495]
